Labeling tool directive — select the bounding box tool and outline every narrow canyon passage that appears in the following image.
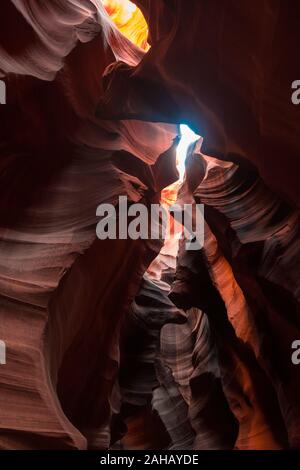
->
[0,0,299,452]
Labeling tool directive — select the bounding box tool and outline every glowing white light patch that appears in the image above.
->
[176,124,200,181]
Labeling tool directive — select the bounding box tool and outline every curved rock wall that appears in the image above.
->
[0,0,299,450]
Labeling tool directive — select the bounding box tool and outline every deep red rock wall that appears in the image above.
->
[0,0,299,450]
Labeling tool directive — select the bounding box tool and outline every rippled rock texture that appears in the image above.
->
[0,0,299,450]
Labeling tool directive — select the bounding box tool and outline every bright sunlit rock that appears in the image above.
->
[102,0,149,51]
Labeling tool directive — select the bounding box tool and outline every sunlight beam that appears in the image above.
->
[176,124,200,181]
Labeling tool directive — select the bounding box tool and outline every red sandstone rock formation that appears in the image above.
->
[0,0,299,450]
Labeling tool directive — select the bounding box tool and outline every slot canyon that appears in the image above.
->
[0,0,300,451]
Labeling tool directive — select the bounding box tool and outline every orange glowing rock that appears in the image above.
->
[102,0,150,51]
